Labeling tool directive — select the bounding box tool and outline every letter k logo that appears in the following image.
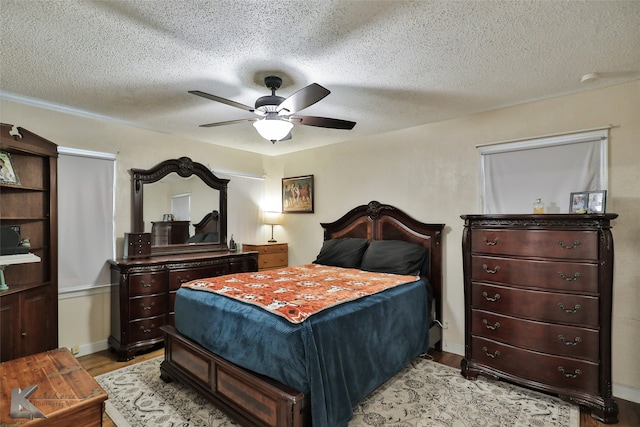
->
[10,385,47,419]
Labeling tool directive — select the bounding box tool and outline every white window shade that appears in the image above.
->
[479,129,608,214]
[58,148,116,293]
[214,169,266,245]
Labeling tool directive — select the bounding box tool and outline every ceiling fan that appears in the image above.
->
[190,76,356,143]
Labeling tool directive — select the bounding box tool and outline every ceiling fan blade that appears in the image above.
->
[291,115,356,130]
[276,83,330,114]
[199,118,257,128]
[189,90,255,112]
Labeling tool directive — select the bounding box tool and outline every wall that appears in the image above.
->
[265,81,640,402]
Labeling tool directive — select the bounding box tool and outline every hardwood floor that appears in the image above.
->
[80,348,639,427]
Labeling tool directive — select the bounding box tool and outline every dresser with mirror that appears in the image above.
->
[109,157,258,361]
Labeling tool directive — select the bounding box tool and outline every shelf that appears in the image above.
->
[0,217,49,221]
[0,183,48,192]
[0,253,41,266]
[0,281,52,296]
[0,253,41,291]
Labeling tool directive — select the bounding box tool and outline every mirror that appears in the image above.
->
[131,157,228,254]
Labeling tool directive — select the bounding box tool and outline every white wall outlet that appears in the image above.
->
[443,321,449,329]
[71,345,80,355]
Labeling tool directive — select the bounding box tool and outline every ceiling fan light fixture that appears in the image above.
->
[191,76,355,141]
[253,117,293,142]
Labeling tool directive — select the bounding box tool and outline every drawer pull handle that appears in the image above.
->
[140,279,155,288]
[140,324,155,333]
[482,264,500,274]
[482,292,501,302]
[558,366,582,378]
[557,272,581,281]
[178,276,191,284]
[557,240,581,250]
[482,237,499,246]
[557,303,581,314]
[140,302,155,310]
[482,347,500,358]
[482,319,500,330]
[558,335,582,346]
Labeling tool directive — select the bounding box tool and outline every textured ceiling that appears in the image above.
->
[1,0,639,156]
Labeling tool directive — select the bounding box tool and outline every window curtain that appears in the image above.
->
[479,129,608,214]
[215,169,265,245]
[58,148,116,293]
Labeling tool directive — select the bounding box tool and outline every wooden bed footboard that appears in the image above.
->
[160,325,311,427]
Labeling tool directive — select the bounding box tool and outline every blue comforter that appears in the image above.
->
[174,276,430,427]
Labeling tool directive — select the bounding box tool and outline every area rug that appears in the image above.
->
[95,356,579,427]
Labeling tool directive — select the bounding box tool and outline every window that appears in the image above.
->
[478,128,609,214]
[171,193,191,221]
[58,147,116,293]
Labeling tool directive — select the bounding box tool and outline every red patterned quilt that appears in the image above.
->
[182,264,418,323]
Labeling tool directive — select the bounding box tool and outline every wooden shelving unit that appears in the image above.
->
[0,123,58,362]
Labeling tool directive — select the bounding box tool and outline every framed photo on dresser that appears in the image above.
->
[570,190,606,213]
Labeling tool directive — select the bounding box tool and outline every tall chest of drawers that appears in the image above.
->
[461,214,618,423]
[109,251,258,361]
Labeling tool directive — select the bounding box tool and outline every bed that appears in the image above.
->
[160,201,444,427]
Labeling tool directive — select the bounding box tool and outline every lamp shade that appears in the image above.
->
[263,210,282,225]
[253,117,293,142]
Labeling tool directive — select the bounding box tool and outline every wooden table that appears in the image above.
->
[0,347,108,426]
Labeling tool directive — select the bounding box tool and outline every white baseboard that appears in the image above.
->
[613,383,640,404]
[442,340,465,356]
[71,339,109,358]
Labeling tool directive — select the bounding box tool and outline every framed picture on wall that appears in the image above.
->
[282,175,314,213]
[570,190,606,213]
[0,151,20,185]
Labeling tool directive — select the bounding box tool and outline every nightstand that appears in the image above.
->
[242,243,288,271]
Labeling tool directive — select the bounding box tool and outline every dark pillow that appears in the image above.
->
[360,240,427,276]
[202,232,219,242]
[186,233,205,244]
[313,238,369,268]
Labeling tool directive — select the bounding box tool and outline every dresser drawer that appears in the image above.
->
[168,265,228,290]
[129,272,167,296]
[229,254,259,273]
[471,229,598,259]
[129,294,166,319]
[471,255,599,293]
[129,314,164,342]
[256,243,288,255]
[471,336,599,396]
[471,309,599,360]
[259,253,288,270]
[472,283,599,327]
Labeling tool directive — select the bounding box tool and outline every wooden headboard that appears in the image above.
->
[193,210,220,235]
[320,201,444,331]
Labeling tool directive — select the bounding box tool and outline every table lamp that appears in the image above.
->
[263,211,282,243]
